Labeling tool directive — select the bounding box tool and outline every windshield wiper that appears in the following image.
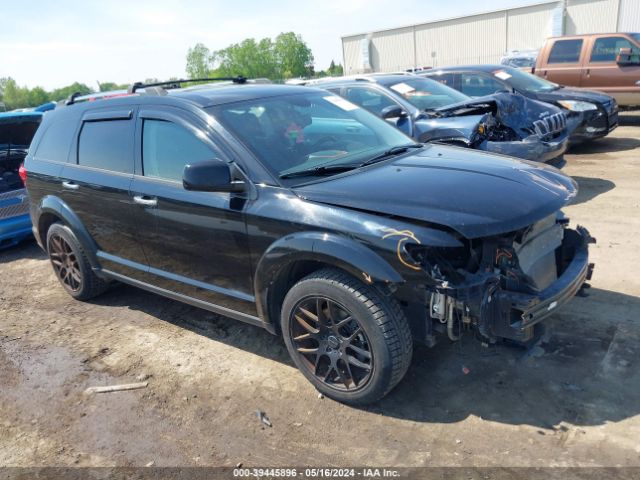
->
[279,164,359,179]
[360,144,423,167]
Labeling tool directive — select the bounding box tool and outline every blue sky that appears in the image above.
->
[1,0,532,90]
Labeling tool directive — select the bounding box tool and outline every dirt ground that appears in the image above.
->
[1,115,639,468]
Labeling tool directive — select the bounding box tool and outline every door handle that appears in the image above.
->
[62,181,79,190]
[133,195,157,207]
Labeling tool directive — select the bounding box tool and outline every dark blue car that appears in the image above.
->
[0,111,43,248]
[422,65,618,143]
[310,74,570,164]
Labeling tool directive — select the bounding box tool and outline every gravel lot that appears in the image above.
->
[1,115,639,468]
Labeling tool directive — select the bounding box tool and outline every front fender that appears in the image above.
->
[36,195,100,269]
[254,231,404,331]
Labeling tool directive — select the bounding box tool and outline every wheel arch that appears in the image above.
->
[254,231,404,334]
[36,195,100,269]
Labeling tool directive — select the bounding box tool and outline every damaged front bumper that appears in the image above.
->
[484,226,594,343]
[481,134,569,164]
[422,224,594,345]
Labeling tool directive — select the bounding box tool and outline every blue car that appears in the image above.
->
[0,111,43,249]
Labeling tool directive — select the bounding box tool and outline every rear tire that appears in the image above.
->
[46,223,107,301]
[281,268,413,405]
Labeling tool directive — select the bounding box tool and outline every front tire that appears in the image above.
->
[46,223,107,301]
[281,268,413,405]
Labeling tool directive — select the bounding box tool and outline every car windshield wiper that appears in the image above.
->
[360,144,423,167]
[279,163,360,179]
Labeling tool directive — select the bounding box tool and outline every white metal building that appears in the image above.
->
[341,0,640,74]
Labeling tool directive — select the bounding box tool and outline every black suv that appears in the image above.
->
[25,80,594,404]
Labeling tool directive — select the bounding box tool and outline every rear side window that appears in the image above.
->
[142,119,214,182]
[78,120,133,173]
[35,120,74,161]
[591,36,636,62]
[548,39,583,63]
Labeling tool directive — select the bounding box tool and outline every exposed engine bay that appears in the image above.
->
[410,214,595,346]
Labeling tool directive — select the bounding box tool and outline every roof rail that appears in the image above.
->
[65,92,84,106]
[127,76,247,94]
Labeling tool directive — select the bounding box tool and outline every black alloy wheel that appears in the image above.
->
[48,233,83,292]
[290,296,373,391]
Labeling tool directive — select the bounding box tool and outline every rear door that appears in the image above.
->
[59,107,148,278]
[580,34,640,100]
[129,107,255,314]
[539,38,586,87]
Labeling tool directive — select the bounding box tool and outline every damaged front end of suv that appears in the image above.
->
[408,214,594,345]
[297,144,594,348]
[418,92,573,165]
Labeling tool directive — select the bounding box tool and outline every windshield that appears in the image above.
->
[209,92,415,180]
[491,66,558,93]
[383,77,469,110]
[631,33,640,44]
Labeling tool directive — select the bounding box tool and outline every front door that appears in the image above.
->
[129,107,255,314]
[580,35,640,102]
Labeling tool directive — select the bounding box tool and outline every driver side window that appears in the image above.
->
[142,119,214,182]
[344,87,397,117]
[460,74,504,97]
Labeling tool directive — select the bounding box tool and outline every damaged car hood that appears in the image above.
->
[294,144,577,239]
[435,92,562,133]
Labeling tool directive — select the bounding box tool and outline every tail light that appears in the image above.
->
[18,163,27,186]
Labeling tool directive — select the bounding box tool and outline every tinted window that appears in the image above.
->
[548,39,583,63]
[209,92,412,180]
[345,87,397,116]
[460,73,504,97]
[34,119,73,161]
[427,73,455,87]
[591,36,636,62]
[383,77,469,109]
[142,120,214,181]
[490,67,558,93]
[78,120,133,173]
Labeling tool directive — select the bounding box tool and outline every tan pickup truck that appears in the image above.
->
[533,33,640,107]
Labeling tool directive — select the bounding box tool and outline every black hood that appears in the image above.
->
[294,144,577,239]
[528,87,614,107]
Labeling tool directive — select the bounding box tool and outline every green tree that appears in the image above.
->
[327,60,344,77]
[273,32,314,78]
[1,78,30,110]
[186,43,212,78]
[98,81,129,92]
[214,38,278,79]
[187,32,315,81]
[28,87,49,106]
[49,82,92,102]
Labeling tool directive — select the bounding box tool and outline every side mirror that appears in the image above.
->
[381,105,408,120]
[183,160,245,193]
[616,47,638,65]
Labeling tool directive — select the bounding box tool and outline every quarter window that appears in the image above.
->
[591,36,636,62]
[35,120,73,161]
[548,39,583,63]
[78,120,133,173]
[142,119,214,182]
